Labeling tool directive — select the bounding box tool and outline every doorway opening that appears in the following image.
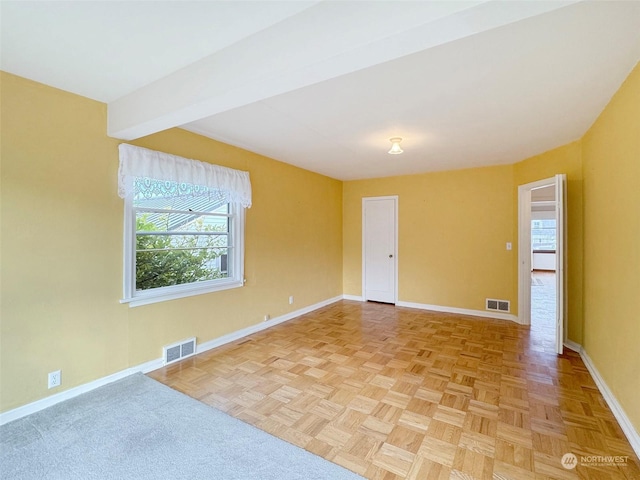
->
[530,183,558,347]
[518,175,566,355]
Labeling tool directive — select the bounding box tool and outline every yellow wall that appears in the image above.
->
[343,143,585,344]
[343,165,515,312]
[581,62,640,430]
[0,72,343,412]
[3,60,640,439]
[1,73,128,410]
[513,142,584,343]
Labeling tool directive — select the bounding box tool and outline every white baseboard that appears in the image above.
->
[563,339,582,353]
[578,348,640,458]
[396,300,519,323]
[5,294,637,461]
[342,294,364,302]
[0,295,342,427]
[0,357,163,426]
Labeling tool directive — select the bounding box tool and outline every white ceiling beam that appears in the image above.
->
[107,0,579,140]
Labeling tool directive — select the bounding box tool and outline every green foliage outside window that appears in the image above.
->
[135,214,227,291]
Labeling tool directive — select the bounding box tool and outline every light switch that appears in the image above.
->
[506,242,512,251]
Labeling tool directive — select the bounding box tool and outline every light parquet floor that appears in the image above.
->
[149,301,639,480]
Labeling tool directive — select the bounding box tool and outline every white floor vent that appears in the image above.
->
[486,298,510,313]
[163,337,197,365]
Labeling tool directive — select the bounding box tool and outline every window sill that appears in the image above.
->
[120,279,243,308]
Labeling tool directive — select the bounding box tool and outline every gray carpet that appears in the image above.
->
[1,373,364,480]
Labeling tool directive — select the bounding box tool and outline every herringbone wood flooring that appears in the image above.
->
[148,301,640,479]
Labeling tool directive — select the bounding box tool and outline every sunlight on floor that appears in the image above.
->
[530,271,556,353]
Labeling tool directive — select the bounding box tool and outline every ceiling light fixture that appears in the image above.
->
[388,137,403,154]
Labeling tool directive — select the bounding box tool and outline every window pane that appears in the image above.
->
[133,194,233,291]
[136,234,228,249]
[135,211,229,234]
[531,219,556,250]
[135,247,229,291]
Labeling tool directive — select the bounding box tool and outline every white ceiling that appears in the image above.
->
[2,1,640,181]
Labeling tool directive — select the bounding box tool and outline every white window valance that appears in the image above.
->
[118,144,252,208]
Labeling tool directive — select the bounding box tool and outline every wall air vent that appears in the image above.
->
[163,337,197,365]
[486,298,510,313]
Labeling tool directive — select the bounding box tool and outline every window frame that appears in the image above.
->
[121,188,245,308]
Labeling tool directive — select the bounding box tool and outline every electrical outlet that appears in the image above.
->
[48,370,61,389]
[264,314,270,322]
[289,296,294,305]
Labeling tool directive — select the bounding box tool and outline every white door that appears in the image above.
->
[363,196,397,304]
[555,174,566,354]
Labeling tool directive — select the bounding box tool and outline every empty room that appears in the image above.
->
[1,2,639,479]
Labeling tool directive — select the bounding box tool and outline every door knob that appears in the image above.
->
[389,254,393,258]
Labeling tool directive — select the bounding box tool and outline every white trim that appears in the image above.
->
[123,185,135,299]
[579,348,640,458]
[396,300,519,323]
[560,339,640,458]
[345,296,519,323]
[342,294,364,302]
[0,295,342,426]
[122,198,246,307]
[0,357,163,426]
[362,195,398,304]
[563,339,582,353]
[121,279,244,307]
[554,173,567,355]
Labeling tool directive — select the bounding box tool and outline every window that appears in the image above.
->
[531,218,556,251]
[118,145,251,307]
[131,181,241,292]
